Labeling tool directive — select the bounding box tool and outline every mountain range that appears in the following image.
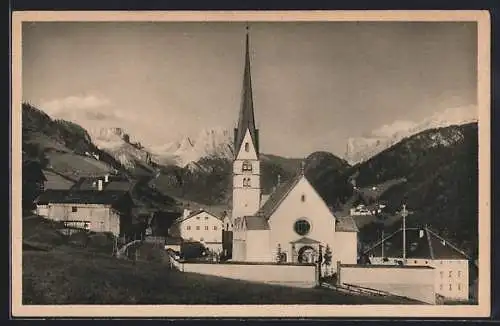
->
[344,105,478,165]
[21,102,479,258]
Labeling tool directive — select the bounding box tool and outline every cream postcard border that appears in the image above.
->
[10,10,491,318]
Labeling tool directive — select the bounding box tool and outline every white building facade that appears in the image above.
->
[169,208,224,253]
[364,227,471,302]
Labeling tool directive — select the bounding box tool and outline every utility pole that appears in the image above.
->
[401,204,408,261]
[381,229,385,258]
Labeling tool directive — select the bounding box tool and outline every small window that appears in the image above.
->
[196,226,200,230]
[213,226,218,231]
[242,161,252,172]
[196,216,200,220]
[186,226,191,230]
[205,216,209,220]
[449,284,452,291]
[449,270,452,278]
[439,284,443,291]
[458,283,462,291]
[226,223,229,229]
[71,206,78,212]
[243,178,252,188]
[414,260,417,264]
[244,142,249,152]
[440,271,443,278]
[301,194,306,202]
[205,226,209,230]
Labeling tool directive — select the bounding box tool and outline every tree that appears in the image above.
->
[275,244,282,263]
[323,245,333,276]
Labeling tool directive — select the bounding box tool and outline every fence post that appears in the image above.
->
[336,261,341,287]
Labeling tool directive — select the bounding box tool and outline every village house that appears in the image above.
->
[34,176,134,236]
[363,226,475,302]
[168,208,225,253]
[229,27,359,269]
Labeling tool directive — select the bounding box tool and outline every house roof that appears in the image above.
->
[171,208,223,225]
[35,189,130,206]
[336,216,359,232]
[256,173,304,220]
[234,26,259,156]
[364,227,470,260]
[244,216,270,230]
[71,175,133,192]
[290,237,321,245]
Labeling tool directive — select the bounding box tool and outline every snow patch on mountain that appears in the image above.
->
[88,127,151,168]
[345,105,478,165]
[149,127,233,167]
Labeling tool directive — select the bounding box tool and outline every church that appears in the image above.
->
[230,27,359,269]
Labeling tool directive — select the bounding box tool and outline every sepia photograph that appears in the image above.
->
[11,11,490,318]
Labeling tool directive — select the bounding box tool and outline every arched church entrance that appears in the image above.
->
[297,245,317,264]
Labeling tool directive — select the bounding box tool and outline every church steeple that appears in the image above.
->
[234,25,259,158]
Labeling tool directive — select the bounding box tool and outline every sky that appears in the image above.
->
[22,21,478,158]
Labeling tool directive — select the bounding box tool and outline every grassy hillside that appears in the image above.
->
[352,123,478,257]
[22,216,417,305]
[22,102,126,178]
[304,151,353,209]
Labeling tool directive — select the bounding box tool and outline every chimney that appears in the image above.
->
[97,179,103,191]
[104,174,109,183]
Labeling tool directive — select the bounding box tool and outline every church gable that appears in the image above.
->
[235,128,258,160]
[269,175,335,223]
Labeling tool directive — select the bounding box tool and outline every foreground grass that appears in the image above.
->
[22,248,418,305]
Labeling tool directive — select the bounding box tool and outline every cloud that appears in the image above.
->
[39,94,126,123]
[371,120,418,138]
[41,95,112,114]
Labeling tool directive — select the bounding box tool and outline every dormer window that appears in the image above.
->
[242,160,252,172]
[244,142,249,152]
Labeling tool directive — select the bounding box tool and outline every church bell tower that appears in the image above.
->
[232,25,261,221]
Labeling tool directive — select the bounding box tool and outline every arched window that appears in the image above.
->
[244,142,249,152]
[242,160,252,172]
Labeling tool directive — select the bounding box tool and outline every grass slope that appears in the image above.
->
[22,216,417,305]
[22,248,417,305]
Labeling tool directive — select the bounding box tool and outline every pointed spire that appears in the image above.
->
[234,24,258,157]
[300,161,306,175]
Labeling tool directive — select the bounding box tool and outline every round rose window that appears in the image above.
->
[294,219,311,236]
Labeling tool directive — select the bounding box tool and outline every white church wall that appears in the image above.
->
[232,185,261,218]
[339,265,436,304]
[245,230,272,262]
[333,232,358,265]
[268,177,337,262]
[180,261,318,288]
[369,257,470,301]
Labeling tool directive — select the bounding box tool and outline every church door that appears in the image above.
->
[298,246,317,264]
